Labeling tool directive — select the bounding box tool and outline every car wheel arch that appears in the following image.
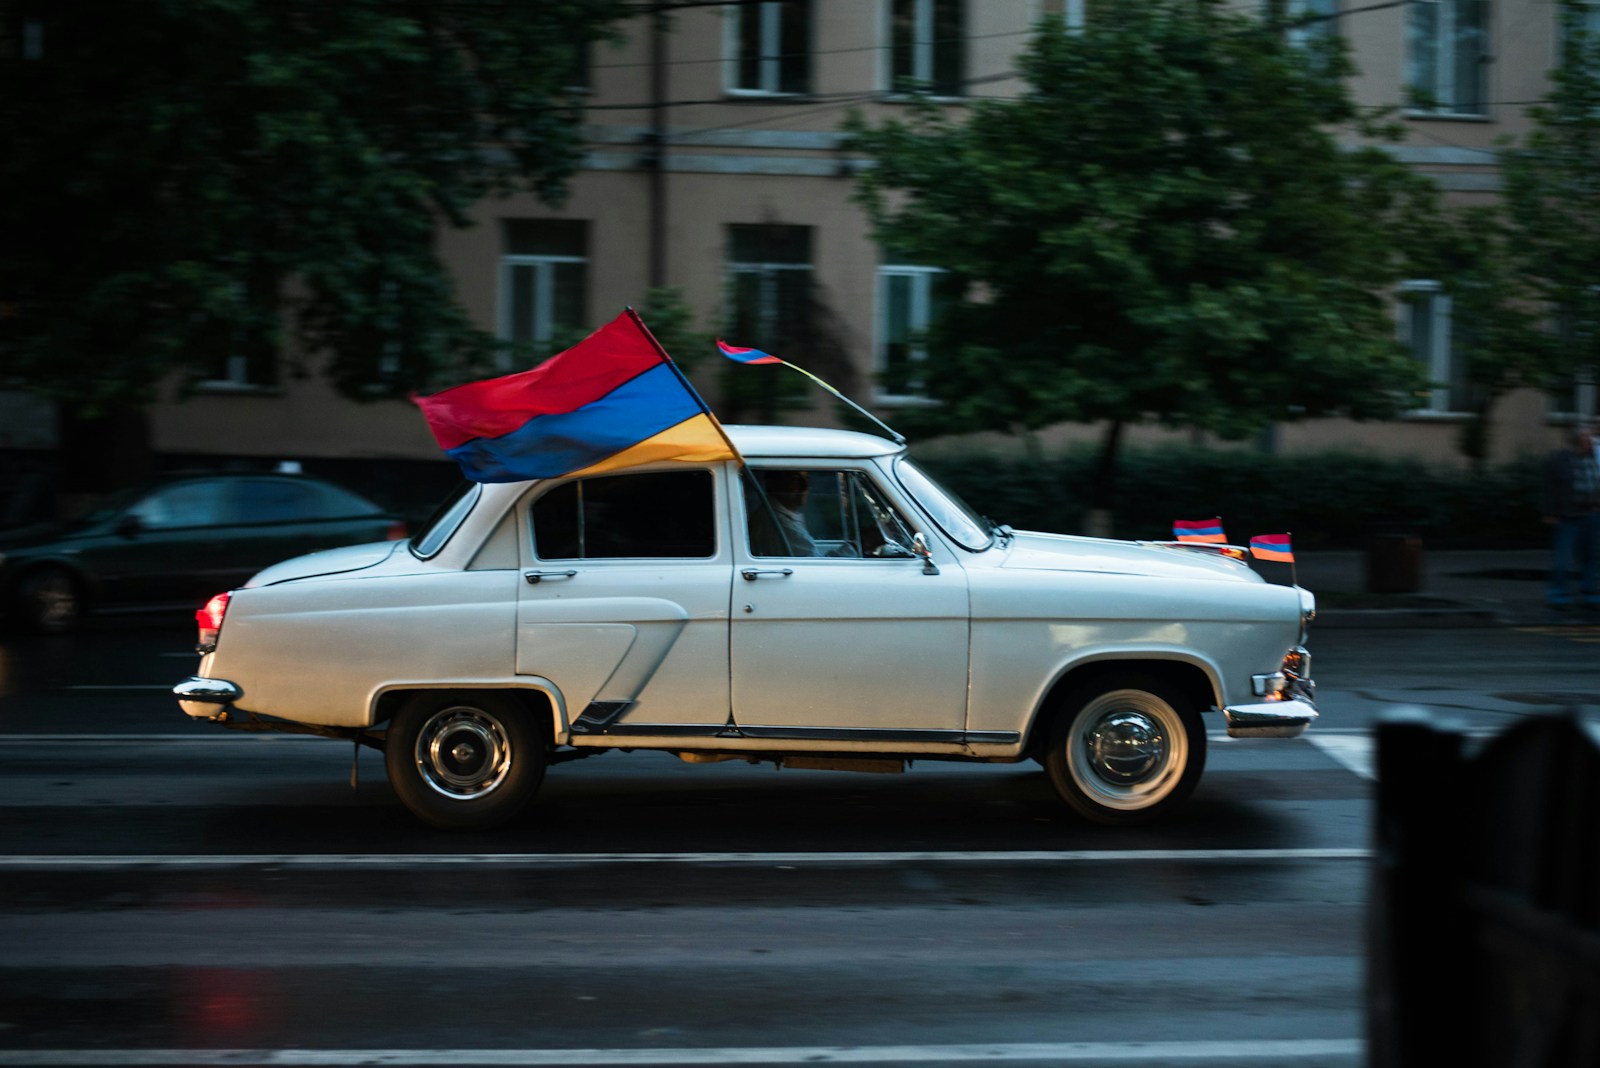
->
[1025,656,1218,759]
[371,682,563,746]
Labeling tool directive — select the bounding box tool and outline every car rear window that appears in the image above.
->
[234,479,382,523]
[533,470,715,559]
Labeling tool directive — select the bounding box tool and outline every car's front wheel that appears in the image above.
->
[1043,675,1206,824]
[384,691,546,830]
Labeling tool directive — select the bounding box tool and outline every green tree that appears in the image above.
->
[0,0,621,490]
[1499,0,1600,418]
[844,2,1433,534]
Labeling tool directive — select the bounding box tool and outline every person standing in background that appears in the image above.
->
[1542,423,1600,611]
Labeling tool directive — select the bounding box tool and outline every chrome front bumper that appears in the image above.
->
[1225,646,1317,738]
[1222,698,1319,738]
[174,675,242,721]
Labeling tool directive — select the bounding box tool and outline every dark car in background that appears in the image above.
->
[0,472,406,632]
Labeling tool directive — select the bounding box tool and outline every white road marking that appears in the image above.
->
[0,847,1371,870]
[0,1039,1364,1065]
[1307,735,1376,780]
[64,684,186,691]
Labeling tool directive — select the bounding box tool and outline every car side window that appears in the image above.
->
[532,470,715,560]
[235,480,321,523]
[747,468,916,559]
[126,481,233,529]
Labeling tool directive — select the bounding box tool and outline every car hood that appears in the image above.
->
[245,540,405,587]
[999,531,1262,583]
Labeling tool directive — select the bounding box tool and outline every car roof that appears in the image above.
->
[724,425,904,460]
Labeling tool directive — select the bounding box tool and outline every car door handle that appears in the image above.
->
[524,569,578,584]
[741,568,794,581]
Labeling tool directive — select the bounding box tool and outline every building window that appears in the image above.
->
[1399,281,1470,413]
[1406,0,1488,116]
[726,0,810,96]
[724,224,813,419]
[726,224,813,350]
[1264,0,1339,48]
[562,43,592,93]
[1549,302,1599,420]
[1035,0,1087,29]
[876,263,945,402]
[197,278,278,391]
[499,219,588,368]
[891,0,965,97]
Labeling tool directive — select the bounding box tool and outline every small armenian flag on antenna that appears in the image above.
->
[1173,518,1227,544]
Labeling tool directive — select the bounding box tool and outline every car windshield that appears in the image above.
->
[893,458,995,551]
[411,481,481,558]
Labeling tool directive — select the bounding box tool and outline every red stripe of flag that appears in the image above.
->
[716,339,784,365]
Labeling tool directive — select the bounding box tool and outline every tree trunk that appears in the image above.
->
[1083,418,1124,539]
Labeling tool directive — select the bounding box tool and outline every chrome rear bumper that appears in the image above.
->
[174,675,242,721]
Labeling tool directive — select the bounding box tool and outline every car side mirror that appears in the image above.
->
[115,514,144,539]
[912,532,939,576]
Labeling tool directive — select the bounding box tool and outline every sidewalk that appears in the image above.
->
[1287,548,1578,628]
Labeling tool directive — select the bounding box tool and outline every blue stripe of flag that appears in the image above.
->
[444,362,702,482]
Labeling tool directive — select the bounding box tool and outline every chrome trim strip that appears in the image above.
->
[963,731,1024,745]
[733,726,969,744]
[588,723,731,738]
[571,700,635,734]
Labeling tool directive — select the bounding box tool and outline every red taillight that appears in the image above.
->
[196,591,230,652]
[385,520,409,541]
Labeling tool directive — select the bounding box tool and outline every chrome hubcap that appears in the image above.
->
[1065,689,1188,811]
[415,706,512,800]
[1084,710,1167,784]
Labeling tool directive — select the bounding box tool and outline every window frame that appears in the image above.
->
[530,469,719,562]
[1405,0,1490,118]
[1397,279,1467,415]
[888,0,966,99]
[497,221,589,371]
[874,263,944,405]
[723,0,811,98]
[743,466,918,560]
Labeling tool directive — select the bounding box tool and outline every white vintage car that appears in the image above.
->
[175,425,1317,829]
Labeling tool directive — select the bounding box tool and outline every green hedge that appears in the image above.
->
[917,447,1548,550]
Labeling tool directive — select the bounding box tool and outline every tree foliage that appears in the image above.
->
[1499,0,1600,401]
[844,2,1435,481]
[0,0,622,412]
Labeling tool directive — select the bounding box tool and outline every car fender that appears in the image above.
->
[370,676,572,745]
[1031,645,1226,728]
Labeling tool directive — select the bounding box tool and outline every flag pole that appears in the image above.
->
[625,307,746,466]
[773,358,905,445]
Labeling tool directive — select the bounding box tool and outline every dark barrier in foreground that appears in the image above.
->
[1369,708,1600,1067]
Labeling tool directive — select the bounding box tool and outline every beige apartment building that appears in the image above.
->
[47,0,1594,477]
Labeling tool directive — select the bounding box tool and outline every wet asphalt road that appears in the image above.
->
[0,618,1596,1066]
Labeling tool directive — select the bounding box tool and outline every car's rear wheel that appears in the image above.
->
[1043,674,1206,824]
[384,691,546,830]
[16,566,82,634]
